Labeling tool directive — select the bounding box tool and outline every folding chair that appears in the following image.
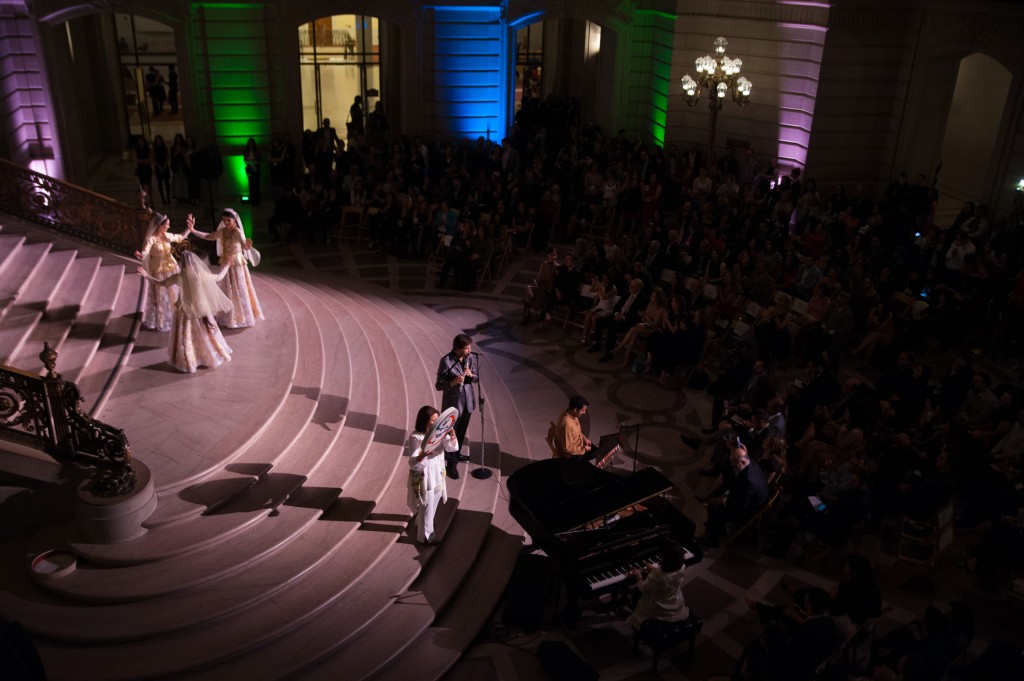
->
[338,205,364,241]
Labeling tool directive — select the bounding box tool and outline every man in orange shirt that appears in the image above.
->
[548,395,594,459]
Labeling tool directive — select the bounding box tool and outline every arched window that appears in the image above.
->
[299,15,380,134]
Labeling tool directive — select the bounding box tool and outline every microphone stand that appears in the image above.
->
[619,421,658,474]
[470,352,492,480]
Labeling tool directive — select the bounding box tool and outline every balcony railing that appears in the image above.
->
[0,158,149,257]
[0,344,136,497]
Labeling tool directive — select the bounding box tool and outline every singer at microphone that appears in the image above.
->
[434,333,477,479]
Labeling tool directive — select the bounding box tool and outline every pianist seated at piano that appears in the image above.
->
[547,394,595,460]
[625,539,691,629]
[700,443,770,548]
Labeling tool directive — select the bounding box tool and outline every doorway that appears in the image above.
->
[935,53,1012,216]
[298,15,381,135]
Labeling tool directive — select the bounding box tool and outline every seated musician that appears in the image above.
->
[626,539,690,628]
[548,395,595,460]
[700,442,770,547]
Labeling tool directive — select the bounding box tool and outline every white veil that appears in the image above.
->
[177,251,233,319]
[140,213,169,274]
[145,212,168,241]
[219,208,261,267]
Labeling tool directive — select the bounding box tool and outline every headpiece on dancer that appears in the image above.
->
[144,212,169,241]
[140,212,171,273]
[177,250,233,319]
[218,207,261,267]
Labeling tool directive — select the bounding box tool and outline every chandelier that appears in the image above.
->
[680,37,752,111]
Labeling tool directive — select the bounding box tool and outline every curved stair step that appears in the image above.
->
[56,263,127,385]
[0,240,50,313]
[75,272,144,416]
[139,276,327,527]
[0,232,28,278]
[0,248,76,365]
[103,275,294,492]
[365,527,524,681]
[227,510,496,681]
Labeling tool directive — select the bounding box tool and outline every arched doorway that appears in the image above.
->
[113,13,184,145]
[936,53,1012,211]
[511,17,617,137]
[298,15,381,137]
[40,10,185,203]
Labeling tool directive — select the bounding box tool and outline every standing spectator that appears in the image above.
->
[268,135,296,196]
[185,135,201,205]
[133,135,153,203]
[244,137,262,205]
[145,66,165,114]
[170,133,190,203]
[347,95,364,140]
[366,101,390,143]
[152,135,170,206]
[166,64,179,114]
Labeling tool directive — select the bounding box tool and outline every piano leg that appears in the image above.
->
[563,577,580,627]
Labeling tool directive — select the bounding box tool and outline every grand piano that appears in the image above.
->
[508,458,702,623]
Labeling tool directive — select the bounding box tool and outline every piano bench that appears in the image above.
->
[633,613,703,673]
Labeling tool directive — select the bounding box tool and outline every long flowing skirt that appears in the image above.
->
[169,313,232,373]
[142,275,179,332]
[217,264,264,329]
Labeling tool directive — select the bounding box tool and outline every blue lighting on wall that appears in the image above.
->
[509,11,543,29]
[429,5,509,141]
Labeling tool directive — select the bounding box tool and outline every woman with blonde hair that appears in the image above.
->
[616,287,668,365]
[757,433,789,486]
[580,272,618,344]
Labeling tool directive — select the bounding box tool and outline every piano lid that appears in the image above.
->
[507,458,675,536]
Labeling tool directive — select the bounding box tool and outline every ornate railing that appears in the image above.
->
[0,344,136,497]
[0,158,149,257]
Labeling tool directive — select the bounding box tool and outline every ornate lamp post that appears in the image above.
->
[680,36,753,172]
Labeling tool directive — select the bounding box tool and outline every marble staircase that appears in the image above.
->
[0,217,531,680]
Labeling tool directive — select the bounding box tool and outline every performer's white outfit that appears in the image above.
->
[191,208,264,329]
[406,430,458,544]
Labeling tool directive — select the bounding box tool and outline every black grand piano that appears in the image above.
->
[508,458,702,623]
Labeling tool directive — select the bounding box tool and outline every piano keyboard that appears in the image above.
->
[583,548,695,592]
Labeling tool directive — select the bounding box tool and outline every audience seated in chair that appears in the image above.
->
[699,442,770,548]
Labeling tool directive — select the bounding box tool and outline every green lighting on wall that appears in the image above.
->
[635,8,678,22]
[193,1,271,198]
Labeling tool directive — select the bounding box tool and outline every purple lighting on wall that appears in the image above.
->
[0,0,61,176]
[773,23,827,171]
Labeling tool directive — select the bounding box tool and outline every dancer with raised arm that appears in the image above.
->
[188,208,264,328]
[135,212,187,332]
[137,250,232,373]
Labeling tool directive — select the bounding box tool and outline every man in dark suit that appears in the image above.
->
[589,277,647,362]
[701,443,770,547]
[435,333,478,479]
